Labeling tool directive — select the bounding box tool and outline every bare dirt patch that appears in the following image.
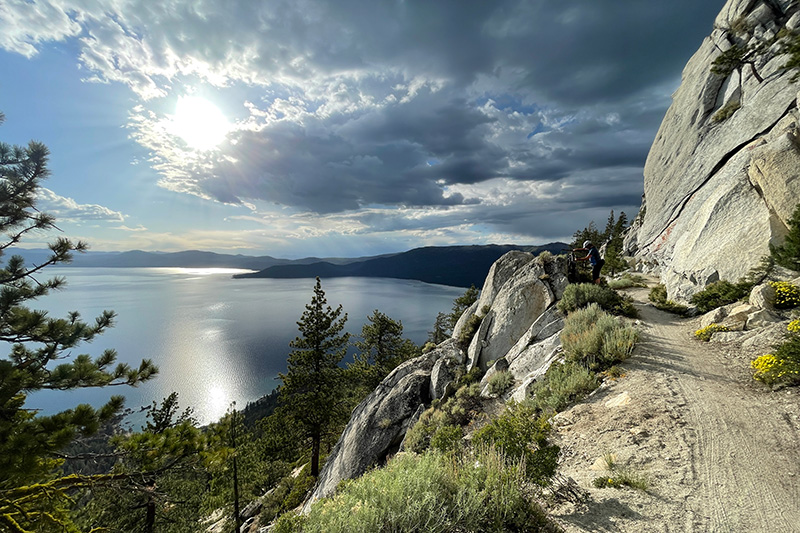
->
[549,285,800,533]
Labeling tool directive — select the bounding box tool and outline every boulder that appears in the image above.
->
[504,306,565,368]
[749,282,777,309]
[746,308,782,329]
[700,306,729,328]
[476,251,538,311]
[625,0,800,300]
[467,272,554,372]
[429,340,463,401]
[722,303,758,330]
[304,351,437,509]
[510,345,563,404]
[508,332,561,384]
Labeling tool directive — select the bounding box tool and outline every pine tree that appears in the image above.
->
[427,312,450,345]
[351,310,419,390]
[278,277,350,477]
[0,112,159,531]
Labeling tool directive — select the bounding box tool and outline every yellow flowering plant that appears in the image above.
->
[769,281,800,309]
[751,353,800,385]
[694,323,728,342]
[788,319,800,334]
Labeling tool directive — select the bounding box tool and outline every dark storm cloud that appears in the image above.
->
[8,0,726,233]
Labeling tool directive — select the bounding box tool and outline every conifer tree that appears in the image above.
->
[278,277,349,477]
[351,310,419,390]
[0,112,158,531]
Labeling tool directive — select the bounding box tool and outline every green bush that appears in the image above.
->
[273,511,307,533]
[558,283,638,318]
[648,284,690,315]
[456,306,490,349]
[712,99,741,123]
[607,273,647,290]
[770,203,800,270]
[471,402,560,485]
[404,383,482,453]
[690,280,751,313]
[526,361,598,413]
[294,449,557,533]
[487,369,514,396]
[429,424,463,454]
[260,465,316,523]
[560,303,638,369]
[591,453,649,491]
[752,327,800,386]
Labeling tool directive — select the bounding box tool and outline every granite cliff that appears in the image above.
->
[625,0,800,299]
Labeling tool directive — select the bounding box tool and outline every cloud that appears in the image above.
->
[36,188,125,223]
[2,0,725,246]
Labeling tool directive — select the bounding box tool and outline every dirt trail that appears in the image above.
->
[550,285,800,533]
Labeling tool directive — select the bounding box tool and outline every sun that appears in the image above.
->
[170,96,230,151]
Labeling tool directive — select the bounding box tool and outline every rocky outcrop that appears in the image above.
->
[304,350,438,509]
[626,0,800,300]
[303,251,570,510]
[467,252,569,371]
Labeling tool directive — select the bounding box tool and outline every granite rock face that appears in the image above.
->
[303,252,570,511]
[626,0,800,300]
[304,351,438,509]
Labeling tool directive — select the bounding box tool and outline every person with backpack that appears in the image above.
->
[576,240,604,284]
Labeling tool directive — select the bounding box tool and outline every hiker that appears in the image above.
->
[576,240,604,284]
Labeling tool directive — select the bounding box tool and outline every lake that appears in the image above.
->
[23,268,466,424]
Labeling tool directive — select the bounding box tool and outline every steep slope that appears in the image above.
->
[626,0,800,299]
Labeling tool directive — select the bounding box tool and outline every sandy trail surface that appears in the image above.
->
[550,285,800,533]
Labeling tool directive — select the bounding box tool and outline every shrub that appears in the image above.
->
[273,511,307,533]
[694,323,729,342]
[404,383,482,453]
[752,331,800,386]
[487,370,514,396]
[297,449,556,533]
[770,203,800,269]
[712,99,741,122]
[456,305,490,349]
[591,453,649,491]
[648,284,690,315]
[526,362,598,413]
[690,280,751,313]
[260,465,316,523]
[769,281,800,309]
[601,326,638,362]
[608,273,647,290]
[558,283,638,318]
[788,319,800,334]
[471,402,560,485]
[455,365,484,388]
[429,424,463,454]
[560,303,638,369]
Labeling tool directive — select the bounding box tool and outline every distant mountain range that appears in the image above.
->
[7,243,568,288]
[234,243,568,287]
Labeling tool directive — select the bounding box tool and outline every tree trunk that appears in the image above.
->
[311,436,321,477]
[145,496,155,533]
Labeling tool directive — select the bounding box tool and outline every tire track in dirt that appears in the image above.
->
[634,293,800,533]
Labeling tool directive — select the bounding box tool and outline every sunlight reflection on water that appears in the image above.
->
[22,268,465,425]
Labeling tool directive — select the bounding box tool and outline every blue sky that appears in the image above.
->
[0,0,725,258]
